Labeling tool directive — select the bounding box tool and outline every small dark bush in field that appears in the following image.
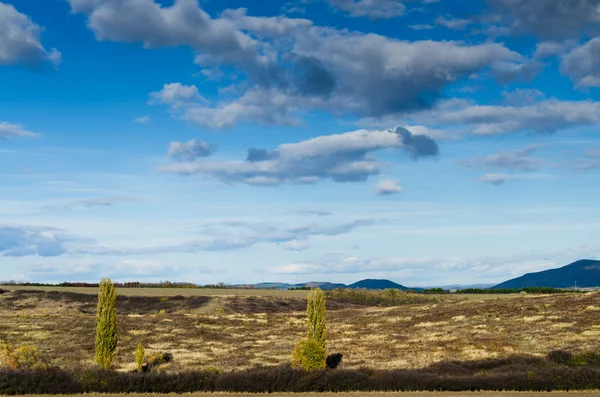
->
[326,353,343,369]
[547,350,573,365]
[147,352,173,371]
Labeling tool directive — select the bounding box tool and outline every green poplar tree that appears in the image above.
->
[95,278,117,368]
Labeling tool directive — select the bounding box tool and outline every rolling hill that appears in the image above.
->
[347,279,409,290]
[493,259,600,289]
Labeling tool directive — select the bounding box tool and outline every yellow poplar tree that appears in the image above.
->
[95,278,118,368]
[291,288,327,370]
[306,288,326,349]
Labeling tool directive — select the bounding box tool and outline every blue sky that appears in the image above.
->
[1,0,600,287]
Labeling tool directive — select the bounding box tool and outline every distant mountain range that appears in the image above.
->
[492,259,600,289]
[237,259,600,291]
[235,279,410,291]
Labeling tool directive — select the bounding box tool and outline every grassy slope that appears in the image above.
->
[1,289,600,372]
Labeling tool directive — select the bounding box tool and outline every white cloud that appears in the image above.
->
[149,83,204,107]
[417,98,600,136]
[375,179,403,195]
[0,122,38,139]
[134,116,151,124]
[0,2,61,67]
[460,145,544,172]
[280,239,310,251]
[168,139,214,161]
[159,127,438,186]
[435,16,471,30]
[479,173,516,185]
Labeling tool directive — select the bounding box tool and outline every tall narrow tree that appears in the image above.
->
[95,278,117,368]
[306,288,326,349]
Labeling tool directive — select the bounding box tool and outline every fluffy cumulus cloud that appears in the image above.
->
[374,179,403,195]
[0,2,61,67]
[487,0,600,40]
[460,145,544,172]
[159,127,438,186]
[168,139,214,161]
[327,0,406,19]
[70,0,527,129]
[0,122,38,139]
[150,83,204,107]
[561,37,600,88]
[416,97,600,136]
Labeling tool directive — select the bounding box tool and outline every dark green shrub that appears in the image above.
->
[326,353,343,369]
[547,350,573,365]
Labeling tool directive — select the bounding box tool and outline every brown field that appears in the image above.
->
[1,288,600,372]
[1,285,310,298]
[18,393,600,397]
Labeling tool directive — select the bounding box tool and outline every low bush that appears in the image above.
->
[2,351,600,394]
[325,288,437,306]
[547,350,573,365]
[0,341,48,371]
[147,351,173,372]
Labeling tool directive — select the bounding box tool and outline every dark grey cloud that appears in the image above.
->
[0,3,61,67]
[159,127,439,186]
[561,37,600,88]
[460,145,544,172]
[395,127,439,159]
[294,56,336,97]
[327,0,406,19]
[487,0,600,40]
[0,224,73,257]
[246,148,280,162]
[168,139,214,161]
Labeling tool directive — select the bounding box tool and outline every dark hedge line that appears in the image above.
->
[3,355,600,395]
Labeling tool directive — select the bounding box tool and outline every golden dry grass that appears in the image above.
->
[2,286,310,298]
[2,289,600,372]
[17,393,600,397]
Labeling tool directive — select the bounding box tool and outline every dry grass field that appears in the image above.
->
[21,393,600,397]
[1,288,600,373]
[2,285,310,298]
